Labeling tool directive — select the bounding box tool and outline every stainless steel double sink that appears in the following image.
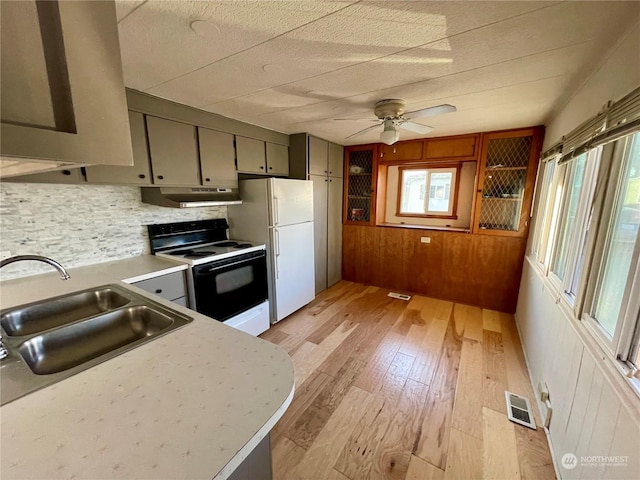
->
[0,284,193,405]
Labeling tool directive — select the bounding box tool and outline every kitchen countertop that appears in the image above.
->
[0,255,295,480]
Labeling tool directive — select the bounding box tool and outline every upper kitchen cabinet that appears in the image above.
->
[328,143,344,178]
[146,116,200,186]
[473,127,543,237]
[309,136,329,176]
[199,128,237,188]
[236,136,266,174]
[344,145,377,225]
[0,0,132,173]
[379,141,423,162]
[85,112,152,185]
[266,143,289,176]
[236,137,289,176]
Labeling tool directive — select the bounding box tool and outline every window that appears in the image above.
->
[531,157,559,269]
[398,166,459,218]
[584,133,640,345]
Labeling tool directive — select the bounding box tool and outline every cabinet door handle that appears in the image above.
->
[205,178,210,182]
[325,179,328,182]
[62,170,71,176]
[259,166,264,170]
[157,175,164,180]
[138,174,146,179]
[269,166,273,170]
[155,289,162,294]
[329,171,332,174]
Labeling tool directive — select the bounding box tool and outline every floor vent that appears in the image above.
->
[505,391,536,430]
[388,292,411,301]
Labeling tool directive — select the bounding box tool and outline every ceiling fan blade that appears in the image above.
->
[404,103,456,120]
[333,118,380,122]
[398,121,433,134]
[345,124,380,139]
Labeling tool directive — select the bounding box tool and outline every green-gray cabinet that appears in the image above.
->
[0,0,132,171]
[85,112,152,185]
[236,136,266,174]
[146,116,200,186]
[266,143,289,176]
[199,128,237,188]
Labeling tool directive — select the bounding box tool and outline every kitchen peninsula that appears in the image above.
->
[0,256,295,480]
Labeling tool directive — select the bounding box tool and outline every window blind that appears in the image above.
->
[542,86,640,165]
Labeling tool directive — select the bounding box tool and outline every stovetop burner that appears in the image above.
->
[169,249,217,257]
[215,241,239,247]
[234,243,253,249]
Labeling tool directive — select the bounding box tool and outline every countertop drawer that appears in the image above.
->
[132,271,186,301]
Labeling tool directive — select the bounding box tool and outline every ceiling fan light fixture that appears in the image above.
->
[380,121,399,145]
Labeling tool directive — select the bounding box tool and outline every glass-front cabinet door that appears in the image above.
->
[473,128,542,237]
[344,145,377,225]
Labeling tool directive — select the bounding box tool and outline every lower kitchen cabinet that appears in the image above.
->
[227,434,272,480]
[131,271,187,306]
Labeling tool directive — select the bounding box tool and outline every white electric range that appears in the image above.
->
[148,219,270,336]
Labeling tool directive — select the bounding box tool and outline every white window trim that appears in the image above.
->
[398,166,457,217]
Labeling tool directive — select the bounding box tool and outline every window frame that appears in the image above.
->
[547,149,602,304]
[581,135,640,358]
[396,163,461,219]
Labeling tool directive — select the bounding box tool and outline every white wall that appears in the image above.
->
[516,20,640,479]
[544,22,640,149]
[517,261,640,479]
[0,183,226,279]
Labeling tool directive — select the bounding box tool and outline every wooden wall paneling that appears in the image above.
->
[559,351,596,458]
[603,406,640,480]
[342,226,529,313]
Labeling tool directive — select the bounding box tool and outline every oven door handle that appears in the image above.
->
[198,258,257,274]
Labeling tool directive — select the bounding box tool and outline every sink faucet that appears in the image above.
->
[0,255,71,280]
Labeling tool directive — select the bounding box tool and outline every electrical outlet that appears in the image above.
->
[420,237,431,244]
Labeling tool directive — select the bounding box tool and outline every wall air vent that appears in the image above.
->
[505,391,536,430]
[388,292,411,301]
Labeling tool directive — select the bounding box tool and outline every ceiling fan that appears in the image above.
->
[336,99,456,145]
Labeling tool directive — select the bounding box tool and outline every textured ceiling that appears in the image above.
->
[116,1,640,145]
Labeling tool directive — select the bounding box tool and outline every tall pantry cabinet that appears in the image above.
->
[290,134,344,294]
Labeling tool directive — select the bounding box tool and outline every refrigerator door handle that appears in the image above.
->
[273,196,279,226]
[274,228,281,278]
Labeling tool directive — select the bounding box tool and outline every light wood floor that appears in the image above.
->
[260,281,556,480]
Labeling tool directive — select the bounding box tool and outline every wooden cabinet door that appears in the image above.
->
[473,128,542,237]
[85,112,152,185]
[327,176,343,287]
[0,1,132,168]
[328,143,344,177]
[344,145,377,225]
[146,116,200,186]
[310,174,328,294]
[309,136,328,175]
[236,136,266,174]
[379,141,423,161]
[266,143,289,176]
[425,135,479,161]
[199,128,237,188]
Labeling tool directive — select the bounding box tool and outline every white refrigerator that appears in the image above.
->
[228,178,315,324]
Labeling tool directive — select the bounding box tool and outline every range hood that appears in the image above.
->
[141,187,242,208]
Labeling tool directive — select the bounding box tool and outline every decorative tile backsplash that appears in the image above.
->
[0,183,226,280]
